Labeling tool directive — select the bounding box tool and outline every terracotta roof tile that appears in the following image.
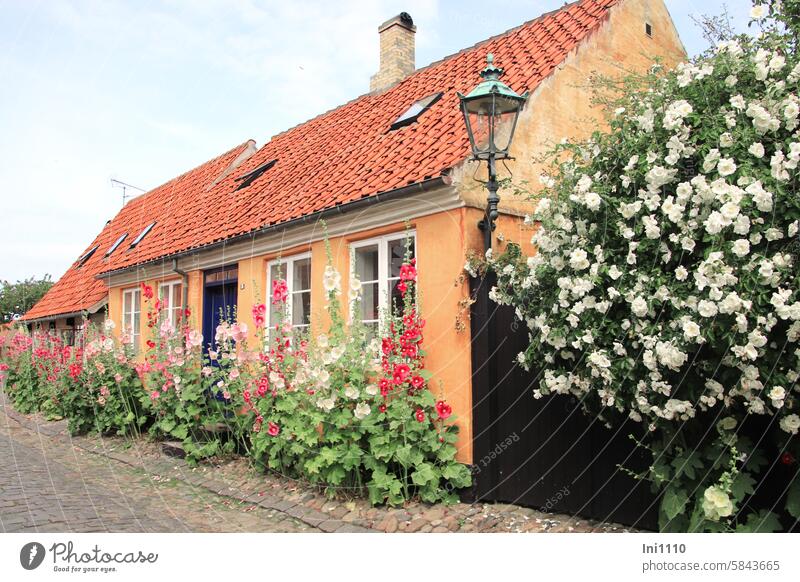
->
[22,142,253,321]
[25,0,620,320]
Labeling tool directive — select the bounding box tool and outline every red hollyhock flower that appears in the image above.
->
[415,408,425,422]
[392,363,411,384]
[410,375,425,390]
[396,281,408,295]
[435,400,452,420]
[781,452,796,465]
[378,404,387,413]
[141,283,154,300]
[267,422,280,436]
[146,340,156,350]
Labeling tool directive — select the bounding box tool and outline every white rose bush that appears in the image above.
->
[485,3,800,531]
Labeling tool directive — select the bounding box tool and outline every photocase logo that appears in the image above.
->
[20,542,46,570]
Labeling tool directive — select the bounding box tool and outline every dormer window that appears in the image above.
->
[75,245,99,268]
[390,92,443,130]
[235,159,277,190]
[130,222,156,249]
[105,233,128,257]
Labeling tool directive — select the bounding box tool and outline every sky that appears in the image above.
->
[0,0,753,283]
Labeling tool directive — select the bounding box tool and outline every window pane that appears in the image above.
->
[389,238,414,278]
[292,291,311,326]
[390,279,406,316]
[173,284,182,309]
[293,258,311,291]
[124,292,132,314]
[355,245,379,282]
[133,291,141,313]
[270,263,286,283]
[360,281,379,321]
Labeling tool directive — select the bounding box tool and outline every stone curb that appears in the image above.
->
[1,403,374,533]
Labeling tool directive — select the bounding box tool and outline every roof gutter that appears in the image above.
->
[171,258,189,319]
[97,175,450,279]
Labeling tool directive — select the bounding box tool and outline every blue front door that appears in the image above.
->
[202,265,238,355]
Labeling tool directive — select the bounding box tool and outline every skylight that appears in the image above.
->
[130,222,156,249]
[390,92,443,130]
[76,245,99,268]
[235,159,277,190]
[105,233,128,257]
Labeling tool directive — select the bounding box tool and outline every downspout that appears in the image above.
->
[171,259,189,323]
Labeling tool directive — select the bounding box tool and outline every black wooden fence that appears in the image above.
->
[468,275,659,530]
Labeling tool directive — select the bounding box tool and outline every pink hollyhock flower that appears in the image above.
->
[415,408,425,422]
[272,279,289,304]
[399,262,417,282]
[114,373,123,383]
[230,368,240,380]
[230,323,248,343]
[396,281,408,295]
[252,304,267,327]
[100,386,110,397]
[150,390,160,401]
[186,330,203,349]
[267,421,280,436]
[435,400,452,420]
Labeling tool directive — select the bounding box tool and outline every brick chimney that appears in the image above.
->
[370,12,416,92]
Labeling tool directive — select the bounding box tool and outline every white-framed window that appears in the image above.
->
[267,253,311,331]
[159,280,183,329]
[351,231,416,329]
[122,287,141,352]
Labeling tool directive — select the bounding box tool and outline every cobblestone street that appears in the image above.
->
[0,395,316,533]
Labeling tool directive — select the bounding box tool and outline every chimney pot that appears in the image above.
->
[370,13,416,92]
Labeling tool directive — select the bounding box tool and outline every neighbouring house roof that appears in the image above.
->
[24,0,621,320]
[21,142,255,321]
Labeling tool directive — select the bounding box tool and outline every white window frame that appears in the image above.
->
[158,280,183,329]
[267,252,312,331]
[350,230,416,327]
[122,287,141,352]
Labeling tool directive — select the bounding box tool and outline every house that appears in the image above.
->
[23,0,685,465]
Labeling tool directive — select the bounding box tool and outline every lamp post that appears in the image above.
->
[458,53,528,253]
[458,55,526,498]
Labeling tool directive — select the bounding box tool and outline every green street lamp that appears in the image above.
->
[458,54,528,251]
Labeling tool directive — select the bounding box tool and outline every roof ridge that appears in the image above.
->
[266,0,619,142]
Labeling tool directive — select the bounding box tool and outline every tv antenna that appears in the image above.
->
[110,178,146,206]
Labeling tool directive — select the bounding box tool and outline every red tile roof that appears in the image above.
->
[25,0,620,320]
[22,142,254,321]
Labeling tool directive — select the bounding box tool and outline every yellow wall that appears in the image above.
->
[457,0,686,212]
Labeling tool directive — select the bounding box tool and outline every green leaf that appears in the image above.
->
[411,462,438,487]
[735,510,782,533]
[662,486,689,521]
[730,472,756,502]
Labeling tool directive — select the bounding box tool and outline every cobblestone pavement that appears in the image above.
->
[0,389,634,533]
[0,396,316,533]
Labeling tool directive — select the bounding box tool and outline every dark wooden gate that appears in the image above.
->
[469,275,658,530]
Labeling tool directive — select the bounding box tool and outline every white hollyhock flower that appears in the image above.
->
[750,5,766,19]
[675,266,688,281]
[702,486,733,521]
[780,414,800,435]
[354,402,371,420]
[323,266,341,294]
[344,385,359,400]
